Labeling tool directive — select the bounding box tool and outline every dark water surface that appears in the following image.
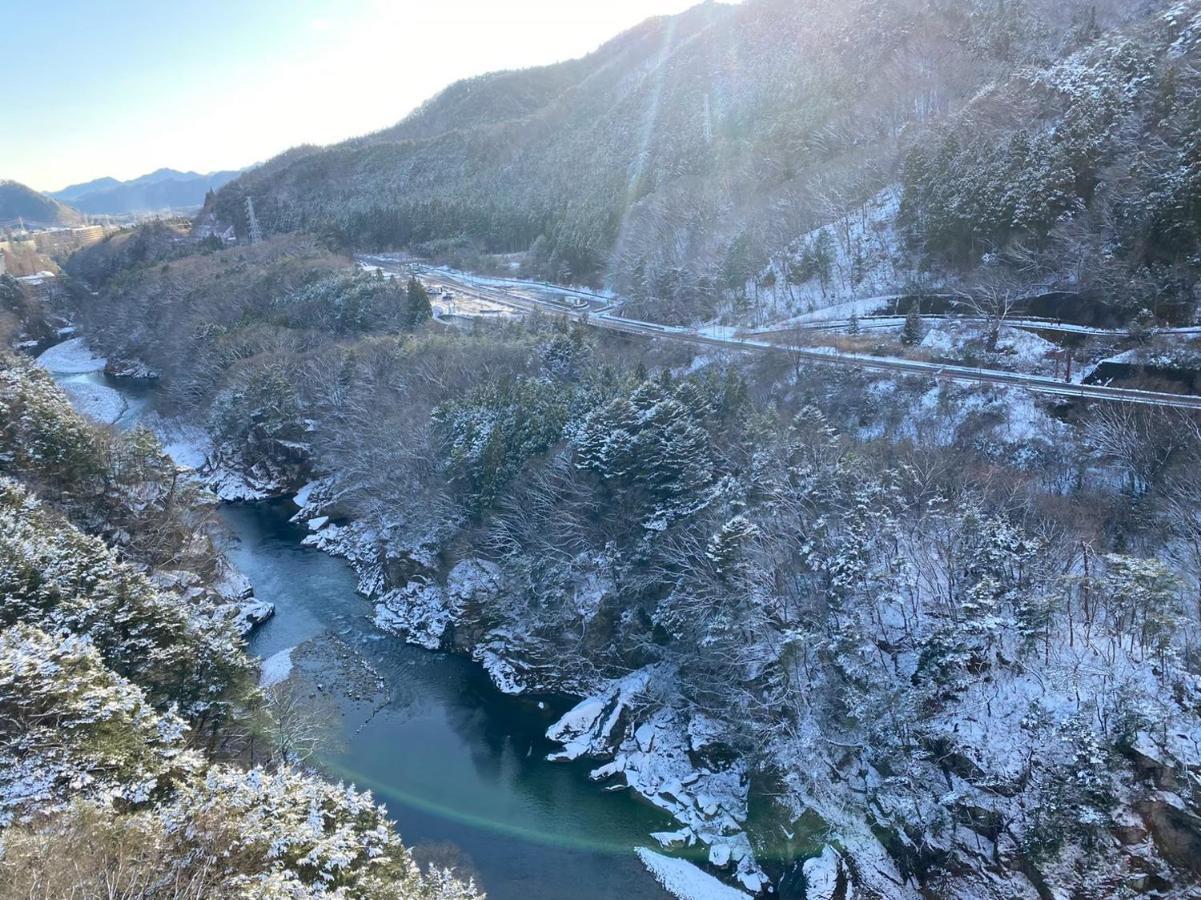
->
[44,354,672,900]
[224,500,673,900]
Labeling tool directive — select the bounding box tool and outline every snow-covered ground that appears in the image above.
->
[920,322,1059,374]
[36,336,106,374]
[636,849,751,900]
[749,186,911,322]
[36,338,132,424]
[259,646,295,688]
[57,379,128,424]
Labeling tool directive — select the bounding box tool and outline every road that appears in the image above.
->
[753,314,1201,339]
[358,256,1201,411]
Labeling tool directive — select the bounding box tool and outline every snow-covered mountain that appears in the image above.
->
[210,0,1199,328]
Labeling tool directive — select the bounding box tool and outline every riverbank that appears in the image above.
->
[37,337,715,900]
[223,500,676,900]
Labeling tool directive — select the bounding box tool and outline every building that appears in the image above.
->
[31,224,111,255]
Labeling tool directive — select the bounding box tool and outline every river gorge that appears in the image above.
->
[39,337,677,900]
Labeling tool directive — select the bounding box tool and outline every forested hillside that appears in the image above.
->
[0,347,479,897]
[60,229,1201,897]
[0,180,82,228]
[209,0,1200,326]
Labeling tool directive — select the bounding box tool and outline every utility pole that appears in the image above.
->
[1052,347,1073,383]
[245,196,263,246]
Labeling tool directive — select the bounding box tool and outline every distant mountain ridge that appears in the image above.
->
[52,167,244,215]
[0,180,83,228]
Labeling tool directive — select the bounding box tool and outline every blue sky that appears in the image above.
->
[1,0,707,191]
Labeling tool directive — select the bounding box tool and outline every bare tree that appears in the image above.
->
[955,268,1024,351]
[260,682,338,767]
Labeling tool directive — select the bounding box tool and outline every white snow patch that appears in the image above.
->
[636,849,750,900]
[757,295,897,330]
[919,322,1057,372]
[140,415,212,469]
[293,480,321,510]
[548,669,769,892]
[802,846,843,900]
[259,647,295,688]
[58,379,127,424]
[472,646,525,694]
[750,186,909,323]
[35,337,106,374]
[447,558,502,616]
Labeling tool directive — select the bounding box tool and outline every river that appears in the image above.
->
[40,339,674,900]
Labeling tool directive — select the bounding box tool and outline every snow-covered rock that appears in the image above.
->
[373,582,451,650]
[801,846,843,900]
[292,479,324,510]
[547,666,658,761]
[636,849,751,900]
[227,599,275,636]
[473,645,527,695]
[213,565,254,603]
[446,558,502,619]
[547,668,769,894]
[104,355,159,381]
[204,463,273,502]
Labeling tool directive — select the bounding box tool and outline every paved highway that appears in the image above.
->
[358,256,1201,411]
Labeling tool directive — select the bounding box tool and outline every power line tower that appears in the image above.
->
[245,196,263,246]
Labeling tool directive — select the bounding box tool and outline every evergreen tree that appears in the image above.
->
[406,275,432,327]
[706,515,760,583]
[901,306,923,346]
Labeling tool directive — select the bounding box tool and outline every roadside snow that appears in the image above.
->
[920,322,1056,372]
[636,849,751,900]
[756,296,898,330]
